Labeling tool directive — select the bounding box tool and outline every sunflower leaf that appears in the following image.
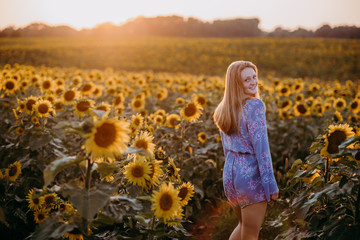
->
[43,156,84,186]
[62,182,118,220]
[0,207,9,228]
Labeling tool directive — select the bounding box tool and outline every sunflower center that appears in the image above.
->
[351,101,358,109]
[134,100,142,108]
[197,97,206,106]
[297,104,307,114]
[38,104,49,114]
[64,91,75,101]
[94,122,116,148]
[37,213,45,221]
[26,99,36,111]
[336,101,344,108]
[96,106,107,111]
[178,188,188,201]
[9,165,18,177]
[159,193,173,211]
[131,165,145,178]
[135,139,148,150]
[327,130,347,154]
[134,119,140,126]
[76,101,90,112]
[281,101,289,108]
[281,88,288,94]
[115,97,122,105]
[33,198,40,205]
[45,195,55,205]
[184,103,196,117]
[5,81,15,90]
[295,85,300,90]
[82,84,92,92]
[43,81,51,89]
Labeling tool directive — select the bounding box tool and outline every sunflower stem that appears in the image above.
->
[82,157,93,236]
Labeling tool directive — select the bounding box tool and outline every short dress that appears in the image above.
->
[220,97,279,208]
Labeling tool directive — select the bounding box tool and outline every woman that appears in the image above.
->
[213,61,279,240]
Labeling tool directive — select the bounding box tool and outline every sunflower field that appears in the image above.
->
[0,37,360,240]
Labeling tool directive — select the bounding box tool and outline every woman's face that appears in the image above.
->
[241,67,258,97]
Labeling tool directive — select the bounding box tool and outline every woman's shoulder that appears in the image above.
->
[244,97,264,111]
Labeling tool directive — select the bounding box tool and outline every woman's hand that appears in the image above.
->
[270,192,279,200]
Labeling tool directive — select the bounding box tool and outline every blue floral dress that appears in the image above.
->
[220,98,279,208]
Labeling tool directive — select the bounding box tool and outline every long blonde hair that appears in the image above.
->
[213,61,260,135]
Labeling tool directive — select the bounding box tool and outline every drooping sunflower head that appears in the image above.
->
[33,99,53,118]
[85,117,130,159]
[132,131,155,156]
[26,189,45,211]
[123,154,152,188]
[151,182,181,222]
[334,111,343,122]
[177,182,195,206]
[320,123,355,158]
[146,159,164,189]
[155,146,166,160]
[5,161,22,181]
[197,132,207,143]
[180,101,202,123]
[167,157,181,183]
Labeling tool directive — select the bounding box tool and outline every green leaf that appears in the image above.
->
[62,182,118,220]
[91,212,117,227]
[43,156,84,186]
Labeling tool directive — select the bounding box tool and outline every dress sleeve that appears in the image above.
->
[246,99,279,201]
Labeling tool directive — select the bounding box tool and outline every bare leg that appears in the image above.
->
[229,205,242,240]
[241,201,267,240]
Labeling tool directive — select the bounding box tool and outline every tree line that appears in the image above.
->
[1,15,359,39]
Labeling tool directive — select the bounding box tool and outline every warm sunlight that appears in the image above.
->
[0,0,359,31]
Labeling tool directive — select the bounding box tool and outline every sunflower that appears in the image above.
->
[333,98,347,111]
[24,96,38,114]
[308,83,320,93]
[278,99,292,111]
[43,192,60,209]
[19,79,30,91]
[154,114,164,126]
[5,161,21,181]
[167,157,181,183]
[320,124,355,158]
[277,85,291,97]
[145,159,163,189]
[85,117,130,159]
[293,103,309,116]
[324,102,332,111]
[34,209,48,223]
[16,99,26,113]
[124,155,152,188]
[180,101,202,122]
[113,94,125,108]
[40,78,53,93]
[3,78,17,94]
[94,102,111,116]
[74,99,94,117]
[92,86,103,98]
[155,147,166,160]
[192,93,207,108]
[349,100,360,114]
[16,126,24,135]
[175,97,186,105]
[151,182,181,222]
[278,109,293,120]
[334,111,343,122]
[292,81,304,93]
[348,115,359,124]
[80,82,94,95]
[132,131,155,156]
[26,189,45,210]
[166,114,181,129]
[177,182,194,206]
[54,99,65,112]
[155,88,168,101]
[33,99,53,118]
[131,98,145,111]
[57,202,74,214]
[72,76,83,87]
[131,113,144,130]
[62,89,79,105]
[197,132,207,143]
[30,75,40,86]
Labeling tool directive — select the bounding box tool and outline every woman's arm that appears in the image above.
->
[247,99,279,201]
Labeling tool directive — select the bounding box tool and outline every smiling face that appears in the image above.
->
[241,67,258,97]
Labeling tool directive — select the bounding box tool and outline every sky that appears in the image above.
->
[0,0,359,32]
